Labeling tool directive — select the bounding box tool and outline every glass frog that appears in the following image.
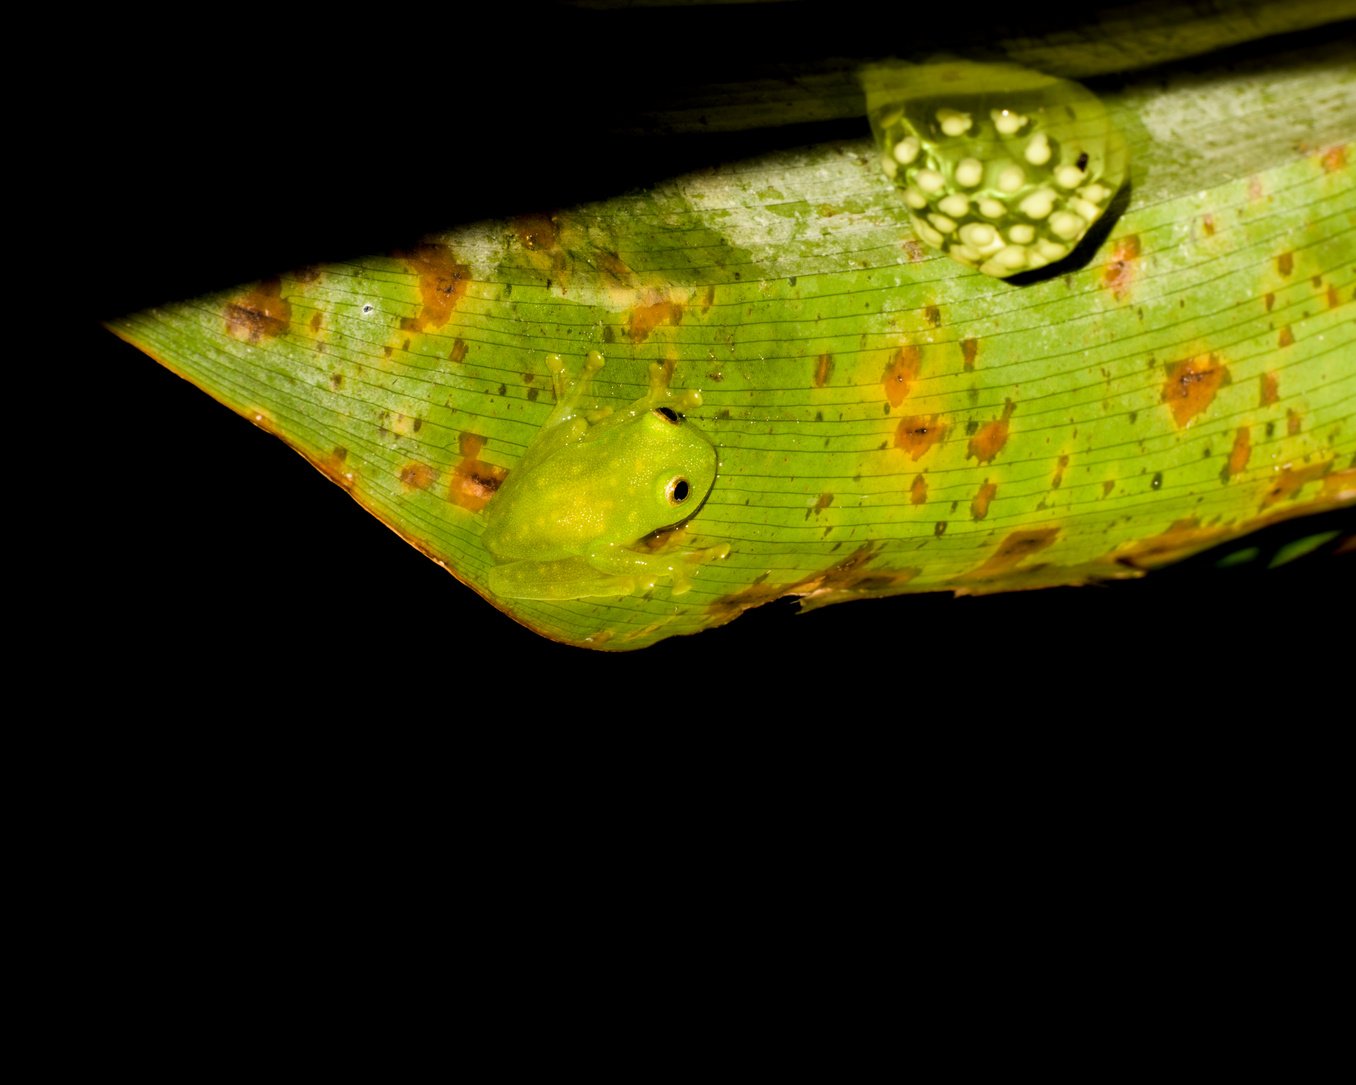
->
[481,351,729,600]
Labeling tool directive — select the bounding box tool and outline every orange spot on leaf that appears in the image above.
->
[1277,251,1294,277]
[1112,517,1228,570]
[893,414,945,461]
[1101,234,1140,300]
[967,399,1015,464]
[970,480,997,520]
[910,475,927,505]
[814,353,833,388]
[961,338,978,371]
[1328,283,1341,309]
[1202,215,1215,237]
[399,463,438,490]
[1278,325,1294,348]
[902,239,928,263]
[626,292,684,343]
[1321,468,1356,502]
[401,245,471,332]
[1287,408,1302,436]
[1320,144,1348,173]
[969,527,1060,578]
[1221,427,1252,482]
[224,279,291,342]
[1161,354,1230,428]
[1259,372,1279,406]
[881,345,922,407]
[1261,461,1332,510]
[449,434,506,512]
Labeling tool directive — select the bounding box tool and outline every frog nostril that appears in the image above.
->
[667,477,690,505]
[654,407,681,424]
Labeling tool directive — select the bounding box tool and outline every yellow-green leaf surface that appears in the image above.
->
[108,21,1355,651]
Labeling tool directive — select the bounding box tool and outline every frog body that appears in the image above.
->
[481,352,728,600]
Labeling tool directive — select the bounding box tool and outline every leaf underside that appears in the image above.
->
[110,26,1355,650]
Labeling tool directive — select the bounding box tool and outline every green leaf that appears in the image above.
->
[107,15,1355,650]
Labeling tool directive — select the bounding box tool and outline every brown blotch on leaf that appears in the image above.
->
[923,305,941,328]
[902,238,928,262]
[1102,480,1115,497]
[1051,453,1070,489]
[814,353,834,388]
[329,372,343,390]
[514,213,558,252]
[309,312,323,333]
[1100,235,1140,301]
[1261,461,1332,510]
[1277,251,1294,277]
[449,433,507,512]
[1321,468,1356,502]
[1259,372,1279,406]
[1278,326,1295,348]
[399,463,438,490]
[401,244,471,332]
[1112,517,1228,570]
[626,292,684,343]
[806,492,834,520]
[593,250,634,286]
[1221,427,1252,483]
[968,527,1060,578]
[1328,283,1341,310]
[449,338,468,364]
[970,480,997,520]
[934,521,947,537]
[1287,408,1302,436]
[224,279,291,342]
[1202,215,1215,237]
[707,545,878,623]
[967,399,1015,464]
[893,414,945,461]
[910,475,927,505]
[317,446,354,490]
[1321,144,1348,173]
[1162,354,1230,428]
[700,285,716,313]
[881,344,922,407]
[961,338,978,371]
[1264,292,1275,312]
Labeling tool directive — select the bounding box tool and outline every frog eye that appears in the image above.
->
[865,60,1128,278]
[653,406,681,424]
[666,477,691,505]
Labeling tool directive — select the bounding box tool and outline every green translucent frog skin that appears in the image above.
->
[481,351,729,600]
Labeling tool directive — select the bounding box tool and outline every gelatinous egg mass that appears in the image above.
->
[863,60,1129,278]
